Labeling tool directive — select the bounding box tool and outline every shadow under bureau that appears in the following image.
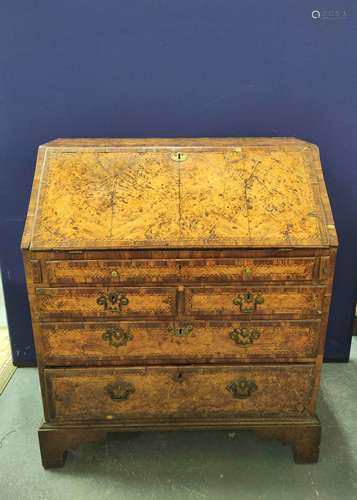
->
[21,137,338,468]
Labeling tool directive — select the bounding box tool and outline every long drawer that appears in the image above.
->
[44,257,318,285]
[45,364,315,422]
[185,286,325,318]
[35,287,176,321]
[40,319,321,365]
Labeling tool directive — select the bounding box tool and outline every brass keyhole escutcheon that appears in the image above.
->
[173,371,185,383]
[168,325,193,337]
[171,152,187,162]
[242,266,252,279]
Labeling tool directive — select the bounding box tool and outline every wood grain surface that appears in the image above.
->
[45,364,315,422]
[39,319,321,365]
[185,286,325,317]
[45,256,317,285]
[35,286,177,320]
[21,137,338,467]
[24,138,336,250]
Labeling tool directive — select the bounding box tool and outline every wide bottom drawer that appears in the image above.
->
[45,365,315,422]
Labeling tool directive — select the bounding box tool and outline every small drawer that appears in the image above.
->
[40,319,321,366]
[185,286,325,318]
[45,364,315,422]
[180,257,317,283]
[35,287,176,321]
[45,259,180,285]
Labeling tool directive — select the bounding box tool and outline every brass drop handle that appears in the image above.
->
[105,380,135,401]
[233,291,264,313]
[102,327,133,347]
[229,327,261,347]
[96,292,129,312]
[227,379,257,399]
[168,325,193,337]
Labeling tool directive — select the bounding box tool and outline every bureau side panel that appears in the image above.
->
[22,250,50,420]
[309,247,337,411]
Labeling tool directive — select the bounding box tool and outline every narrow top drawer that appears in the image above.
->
[45,259,180,285]
[180,257,317,283]
[44,257,318,285]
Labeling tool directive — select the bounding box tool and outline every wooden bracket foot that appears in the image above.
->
[255,419,321,464]
[38,425,107,469]
[38,418,321,468]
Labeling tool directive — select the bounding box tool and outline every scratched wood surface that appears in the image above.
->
[25,138,335,250]
[40,320,320,365]
[45,365,315,422]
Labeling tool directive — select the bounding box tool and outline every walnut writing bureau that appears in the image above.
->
[21,138,338,468]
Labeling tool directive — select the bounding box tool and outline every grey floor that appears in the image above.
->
[0,340,356,500]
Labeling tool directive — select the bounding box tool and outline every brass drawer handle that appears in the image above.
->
[168,325,193,337]
[105,380,135,401]
[227,379,257,399]
[229,327,261,347]
[111,270,119,278]
[233,291,264,313]
[102,327,133,347]
[96,292,129,312]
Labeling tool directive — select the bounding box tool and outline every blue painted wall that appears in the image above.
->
[0,1,356,364]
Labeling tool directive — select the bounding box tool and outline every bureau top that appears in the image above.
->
[22,137,337,251]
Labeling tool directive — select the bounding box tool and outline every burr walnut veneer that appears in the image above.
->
[22,138,338,468]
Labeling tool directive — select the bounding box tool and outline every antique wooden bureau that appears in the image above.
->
[22,137,337,468]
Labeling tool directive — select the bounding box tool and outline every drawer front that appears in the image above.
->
[45,365,315,422]
[40,319,321,365]
[35,287,176,321]
[46,260,180,285]
[185,286,325,317]
[45,257,317,286]
[180,257,317,283]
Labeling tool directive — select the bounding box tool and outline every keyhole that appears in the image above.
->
[171,152,187,162]
[179,328,183,336]
[173,370,185,383]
